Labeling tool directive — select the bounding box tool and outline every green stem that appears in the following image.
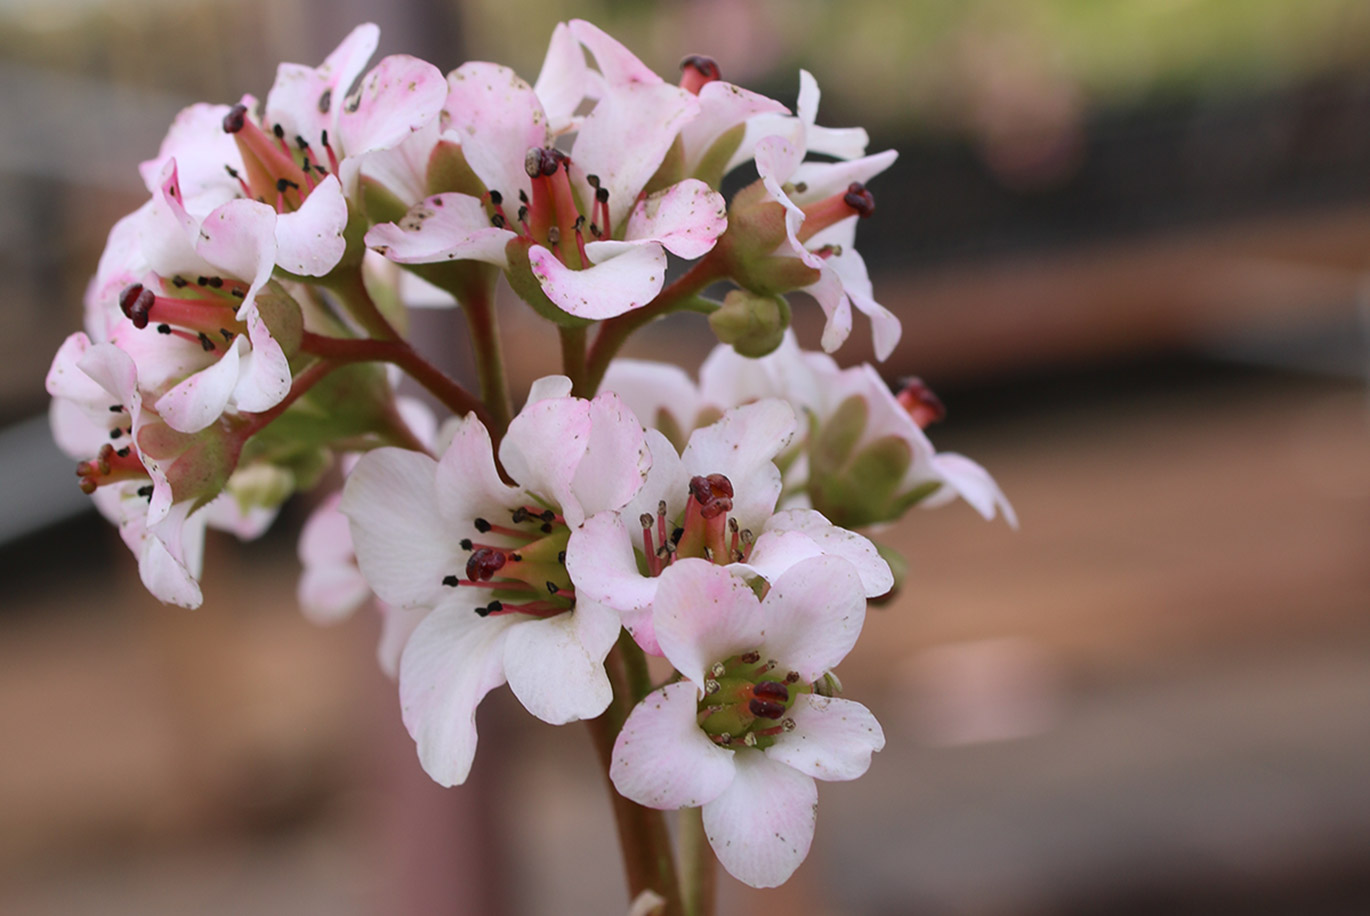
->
[325,268,399,340]
[460,271,514,437]
[583,254,724,394]
[299,331,490,426]
[678,806,716,916]
[561,324,589,397]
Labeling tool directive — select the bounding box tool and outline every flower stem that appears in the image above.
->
[325,268,399,340]
[561,325,589,397]
[587,639,685,916]
[583,253,724,394]
[678,806,716,916]
[299,331,491,426]
[459,270,514,437]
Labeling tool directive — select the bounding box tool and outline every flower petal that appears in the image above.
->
[680,399,797,533]
[444,62,548,202]
[568,392,651,526]
[274,174,348,276]
[532,22,597,132]
[652,559,764,690]
[399,603,517,786]
[499,393,590,516]
[231,309,291,414]
[503,598,617,724]
[366,194,514,267]
[759,556,866,682]
[266,23,379,147]
[154,336,243,434]
[340,448,456,609]
[338,54,447,158]
[623,180,727,260]
[529,240,666,320]
[610,681,737,809]
[765,694,884,782]
[565,511,658,611]
[702,751,817,888]
[753,509,892,597]
[929,452,1017,527]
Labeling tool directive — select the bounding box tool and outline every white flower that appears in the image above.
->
[340,377,650,785]
[610,558,884,888]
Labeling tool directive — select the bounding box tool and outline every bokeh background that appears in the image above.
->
[3,1,1370,913]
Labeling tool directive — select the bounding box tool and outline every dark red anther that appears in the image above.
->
[895,377,946,428]
[753,680,790,702]
[465,547,507,582]
[843,182,875,218]
[118,283,156,329]
[748,698,787,720]
[223,103,248,134]
[680,55,721,81]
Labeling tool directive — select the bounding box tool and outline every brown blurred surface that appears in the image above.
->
[2,361,1367,914]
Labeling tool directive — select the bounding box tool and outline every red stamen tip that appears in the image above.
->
[223,104,248,134]
[843,182,875,218]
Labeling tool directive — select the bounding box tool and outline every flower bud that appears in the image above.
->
[707,289,790,357]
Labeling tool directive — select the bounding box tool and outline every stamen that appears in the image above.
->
[679,55,721,94]
[895,377,947,428]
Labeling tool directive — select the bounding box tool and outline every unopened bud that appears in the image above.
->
[708,289,790,357]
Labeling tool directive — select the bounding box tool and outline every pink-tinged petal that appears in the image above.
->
[570,82,700,229]
[340,448,456,609]
[610,681,737,809]
[366,194,514,267]
[805,268,854,354]
[500,393,590,514]
[530,241,666,320]
[297,493,369,625]
[756,509,892,597]
[621,606,662,656]
[623,180,727,259]
[154,337,243,434]
[928,452,1018,527]
[766,694,884,782]
[194,199,277,316]
[399,604,517,787]
[698,332,829,414]
[681,81,788,175]
[444,62,547,201]
[434,414,525,528]
[796,69,870,161]
[568,392,651,525]
[503,598,618,724]
[275,174,347,276]
[600,359,702,437]
[533,22,597,132]
[653,560,764,689]
[759,556,866,682]
[568,19,662,88]
[524,375,573,405]
[232,309,290,414]
[565,511,658,611]
[137,501,207,609]
[681,399,797,533]
[622,429,689,543]
[139,527,204,608]
[47,333,115,411]
[139,103,242,210]
[266,23,379,145]
[357,119,441,208]
[377,602,428,679]
[702,751,817,888]
[338,54,447,158]
[141,162,210,279]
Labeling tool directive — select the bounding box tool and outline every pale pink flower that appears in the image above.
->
[610,558,884,888]
[340,377,650,785]
[567,399,891,655]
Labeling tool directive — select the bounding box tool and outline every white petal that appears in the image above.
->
[444,62,547,201]
[755,510,892,597]
[568,392,651,525]
[530,241,666,321]
[652,560,764,689]
[929,452,1018,527]
[377,601,428,679]
[610,681,736,809]
[680,81,788,176]
[759,556,866,682]
[622,180,727,260]
[533,22,596,132]
[154,336,243,434]
[231,310,291,414]
[680,399,797,533]
[274,174,348,276]
[622,429,689,528]
[702,752,817,888]
[503,599,617,724]
[600,359,702,437]
[565,511,658,611]
[340,448,456,609]
[366,194,514,267]
[434,414,525,530]
[765,694,884,782]
[500,394,590,516]
[399,604,517,786]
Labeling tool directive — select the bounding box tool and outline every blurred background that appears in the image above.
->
[3,0,1370,913]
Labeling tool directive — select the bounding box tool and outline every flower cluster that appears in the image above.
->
[46,20,1013,901]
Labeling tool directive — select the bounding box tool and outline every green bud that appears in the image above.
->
[715,180,822,295]
[223,462,296,513]
[707,289,790,357]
